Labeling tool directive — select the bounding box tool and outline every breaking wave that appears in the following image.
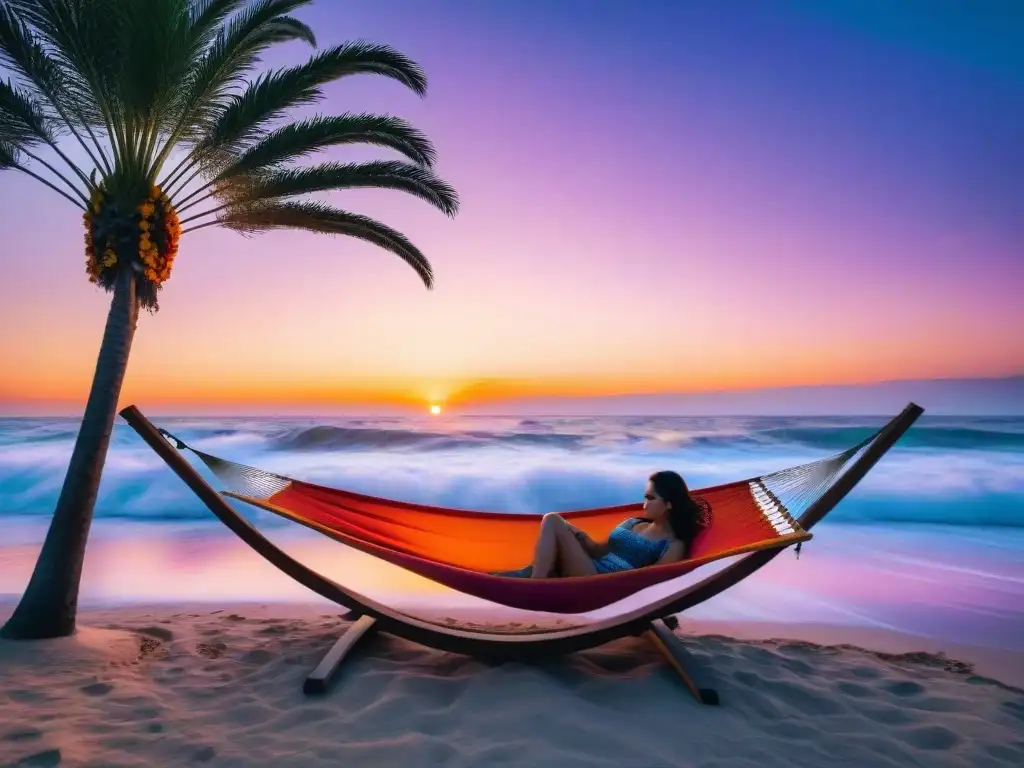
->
[1,414,1022,536]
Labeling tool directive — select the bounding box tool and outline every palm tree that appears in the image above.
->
[0,0,458,640]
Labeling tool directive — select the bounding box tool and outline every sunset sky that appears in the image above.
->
[1,0,1021,415]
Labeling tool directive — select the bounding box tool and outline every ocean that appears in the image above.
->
[1,414,1022,649]
[3,413,1023,529]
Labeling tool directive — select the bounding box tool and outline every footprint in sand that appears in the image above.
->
[192,746,216,763]
[80,682,113,697]
[196,642,227,660]
[137,626,175,642]
[138,637,167,661]
[257,623,289,636]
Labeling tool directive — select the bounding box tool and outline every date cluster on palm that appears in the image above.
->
[84,184,181,310]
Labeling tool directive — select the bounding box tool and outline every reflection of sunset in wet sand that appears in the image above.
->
[1,523,1021,651]
[0,528,448,607]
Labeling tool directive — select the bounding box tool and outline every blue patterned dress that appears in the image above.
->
[591,517,671,574]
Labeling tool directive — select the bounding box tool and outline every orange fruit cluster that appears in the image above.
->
[83,187,111,283]
[84,185,181,287]
[137,186,181,285]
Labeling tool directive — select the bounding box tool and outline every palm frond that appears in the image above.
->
[201,160,459,217]
[0,4,79,118]
[172,0,316,137]
[186,0,252,53]
[0,74,88,202]
[176,0,252,96]
[3,0,117,123]
[0,76,56,145]
[0,137,20,167]
[0,2,116,177]
[193,41,429,167]
[214,200,434,287]
[113,1,196,126]
[216,113,436,178]
[193,57,327,159]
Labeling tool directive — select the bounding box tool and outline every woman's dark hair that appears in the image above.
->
[648,470,707,553]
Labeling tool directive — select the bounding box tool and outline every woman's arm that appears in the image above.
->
[655,540,688,566]
[564,521,610,557]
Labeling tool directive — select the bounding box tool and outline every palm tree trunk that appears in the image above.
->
[1,268,140,640]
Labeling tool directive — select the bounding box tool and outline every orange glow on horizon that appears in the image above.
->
[3,360,1021,416]
[2,357,1010,405]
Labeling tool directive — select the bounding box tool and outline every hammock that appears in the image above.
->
[121,403,923,701]
[153,423,877,614]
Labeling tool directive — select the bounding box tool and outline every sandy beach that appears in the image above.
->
[2,602,1022,768]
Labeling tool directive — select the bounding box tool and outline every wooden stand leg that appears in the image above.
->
[645,618,720,705]
[303,614,377,695]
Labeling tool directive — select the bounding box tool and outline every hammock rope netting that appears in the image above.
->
[158,427,879,614]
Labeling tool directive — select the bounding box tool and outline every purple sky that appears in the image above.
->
[1,0,1021,414]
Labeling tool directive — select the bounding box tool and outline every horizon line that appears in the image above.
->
[2,373,1021,418]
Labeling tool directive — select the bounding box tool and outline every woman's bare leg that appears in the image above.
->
[529,513,562,578]
[530,514,598,578]
[551,522,598,577]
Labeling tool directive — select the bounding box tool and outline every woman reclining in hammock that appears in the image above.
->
[498,470,708,579]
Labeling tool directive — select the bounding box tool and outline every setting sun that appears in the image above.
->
[429,404,442,415]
